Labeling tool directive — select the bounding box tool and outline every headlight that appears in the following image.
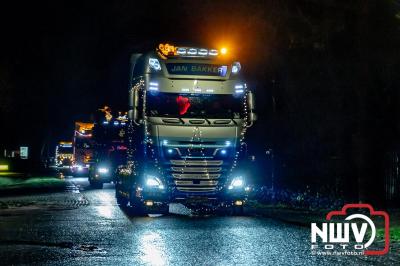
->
[228,177,244,189]
[146,176,164,189]
[98,167,109,174]
[149,58,161,71]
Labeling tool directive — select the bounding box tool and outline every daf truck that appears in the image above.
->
[88,113,128,188]
[72,122,94,176]
[115,43,256,214]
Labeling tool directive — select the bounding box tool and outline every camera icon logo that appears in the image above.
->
[311,204,390,256]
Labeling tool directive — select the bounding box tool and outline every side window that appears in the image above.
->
[132,56,146,79]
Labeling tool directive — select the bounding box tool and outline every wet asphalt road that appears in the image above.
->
[0,178,395,265]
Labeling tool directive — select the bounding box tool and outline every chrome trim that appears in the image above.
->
[172,173,221,179]
[177,187,217,192]
[171,167,222,173]
[175,180,218,186]
[170,160,223,166]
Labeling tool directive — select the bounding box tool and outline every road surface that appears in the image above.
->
[0,178,397,265]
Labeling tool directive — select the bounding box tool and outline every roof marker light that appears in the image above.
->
[177,47,187,55]
[181,88,190,92]
[206,89,214,93]
[209,49,218,56]
[198,49,208,56]
[188,48,197,55]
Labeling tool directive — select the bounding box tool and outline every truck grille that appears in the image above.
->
[170,160,223,192]
[170,160,223,166]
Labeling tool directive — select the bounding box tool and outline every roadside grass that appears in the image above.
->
[0,176,65,191]
[377,226,400,243]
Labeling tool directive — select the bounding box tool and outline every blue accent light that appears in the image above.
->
[221,149,227,155]
[167,149,173,154]
[103,121,109,125]
[235,84,244,89]
[225,141,231,146]
[232,62,241,74]
[149,58,161,71]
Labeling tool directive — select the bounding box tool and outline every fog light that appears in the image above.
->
[234,200,243,206]
[0,164,9,171]
[145,200,154,207]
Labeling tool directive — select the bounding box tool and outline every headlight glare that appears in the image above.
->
[98,167,109,174]
[229,177,244,189]
[146,176,164,189]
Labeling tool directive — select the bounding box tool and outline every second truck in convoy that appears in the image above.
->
[115,43,256,214]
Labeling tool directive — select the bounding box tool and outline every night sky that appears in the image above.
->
[0,0,274,156]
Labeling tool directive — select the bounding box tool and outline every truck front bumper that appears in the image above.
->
[135,186,246,211]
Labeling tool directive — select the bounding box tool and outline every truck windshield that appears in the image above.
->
[57,147,73,154]
[146,92,244,119]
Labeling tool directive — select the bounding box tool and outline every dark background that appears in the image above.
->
[1,0,400,204]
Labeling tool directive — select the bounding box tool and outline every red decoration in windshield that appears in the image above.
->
[176,96,191,115]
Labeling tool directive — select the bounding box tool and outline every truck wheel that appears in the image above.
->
[116,195,128,207]
[90,180,103,189]
[232,205,244,216]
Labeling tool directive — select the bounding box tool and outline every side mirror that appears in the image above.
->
[246,91,256,127]
[129,87,140,125]
[247,91,256,111]
[249,112,257,122]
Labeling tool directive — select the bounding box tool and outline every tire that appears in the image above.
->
[115,188,129,207]
[90,180,103,189]
[232,205,244,216]
[116,195,128,207]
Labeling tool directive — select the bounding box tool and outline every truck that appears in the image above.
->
[71,122,94,176]
[115,43,256,214]
[55,141,74,167]
[88,112,128,188]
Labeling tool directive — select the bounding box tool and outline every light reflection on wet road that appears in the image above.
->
[0,178,386,265]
